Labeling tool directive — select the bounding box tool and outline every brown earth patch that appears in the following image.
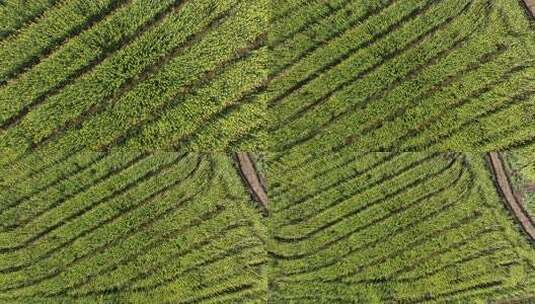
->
[522,0,535,17]
[524,183,535,193]
[234,152,268,214]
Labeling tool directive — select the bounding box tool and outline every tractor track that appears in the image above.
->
[521,0,535,17]
[234,152,268,215]
[488,152,535,243]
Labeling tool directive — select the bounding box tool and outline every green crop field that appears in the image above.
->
[1,0,535,303]
[267,0,535,153]
[0,0,268,166]
[0,152,267,303]
[266,151,535,303]
[1,150,533,303]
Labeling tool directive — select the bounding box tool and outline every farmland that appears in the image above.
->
[268,0,535,153]
[0,0,268,167]
[266,151,535,303]
[1,0,535,303]
[1,147,533,303]
[0,152,267,303]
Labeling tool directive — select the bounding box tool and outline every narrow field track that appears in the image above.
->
[522,0,535,16]
[503,145,535,220]
[494,294,535,304]
[234,152,269,212]
[488,152,535,242]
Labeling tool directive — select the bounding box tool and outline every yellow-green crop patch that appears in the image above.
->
[0,152,267,303]
[0,0,268,165]
[266,150,535,303]
[268,0,535,153]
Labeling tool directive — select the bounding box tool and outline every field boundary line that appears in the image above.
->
[521,0,535,17]
[234,152,268,214]
[488,152,535,243]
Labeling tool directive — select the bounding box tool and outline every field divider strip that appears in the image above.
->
[487,152,535,243]
[234,152,269,214]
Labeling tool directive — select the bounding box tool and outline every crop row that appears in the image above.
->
[0,152,267,302]
[0,151,143,230]
[0,0,128,84]
[266,149,535,302]
[0,153,185,253]
[0,0,178,127]
[268,0,429,110]
[269,0,481,149]
[273,153,440,218]
[0,0,268,169]
[0,0,238,147]
[0,0,58,40]
[268,0,535,154]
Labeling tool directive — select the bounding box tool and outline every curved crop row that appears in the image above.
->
[266,151,535,303]
[0,152,267,303]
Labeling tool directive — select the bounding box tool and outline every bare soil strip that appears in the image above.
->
[525,183,535,193]
[488,152,535,242]
[522,0,535,17]
[234,152,268,213]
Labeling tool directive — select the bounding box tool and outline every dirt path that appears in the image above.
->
[235,152,268,213]
[488,152,535,242]
[522,0,535,17]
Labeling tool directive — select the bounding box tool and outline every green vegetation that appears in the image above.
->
[1,148,533,303]
[0,0,58,39]
[268,0,535,153]
[0,152,267,303]
[266,151,535,303]
[1,0,534,303]
[0,0,267,166]
[505,144,535,217]
[1,0,534,156]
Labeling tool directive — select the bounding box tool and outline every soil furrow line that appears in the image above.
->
[234,152,268,213]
